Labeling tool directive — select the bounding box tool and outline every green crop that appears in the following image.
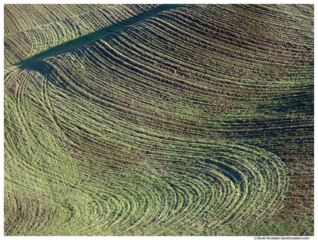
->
[4,4,313,236]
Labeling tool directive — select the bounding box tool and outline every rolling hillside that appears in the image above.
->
[4,4,314,236]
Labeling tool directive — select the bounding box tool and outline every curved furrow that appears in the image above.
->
[4,4,163,67]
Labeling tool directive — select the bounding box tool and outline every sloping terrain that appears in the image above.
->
[4,4,314,236]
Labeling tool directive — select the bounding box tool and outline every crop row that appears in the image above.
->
[4,4,112,35]
[4,4,159,67]
[4,70,289,234]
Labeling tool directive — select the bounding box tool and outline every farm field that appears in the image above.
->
[4,4,314,236]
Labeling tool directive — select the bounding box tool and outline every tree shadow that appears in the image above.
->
[18,4,181,71]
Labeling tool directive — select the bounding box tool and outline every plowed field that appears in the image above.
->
[4,4,314,236]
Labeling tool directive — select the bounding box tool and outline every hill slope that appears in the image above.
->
[4,4,314,236]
